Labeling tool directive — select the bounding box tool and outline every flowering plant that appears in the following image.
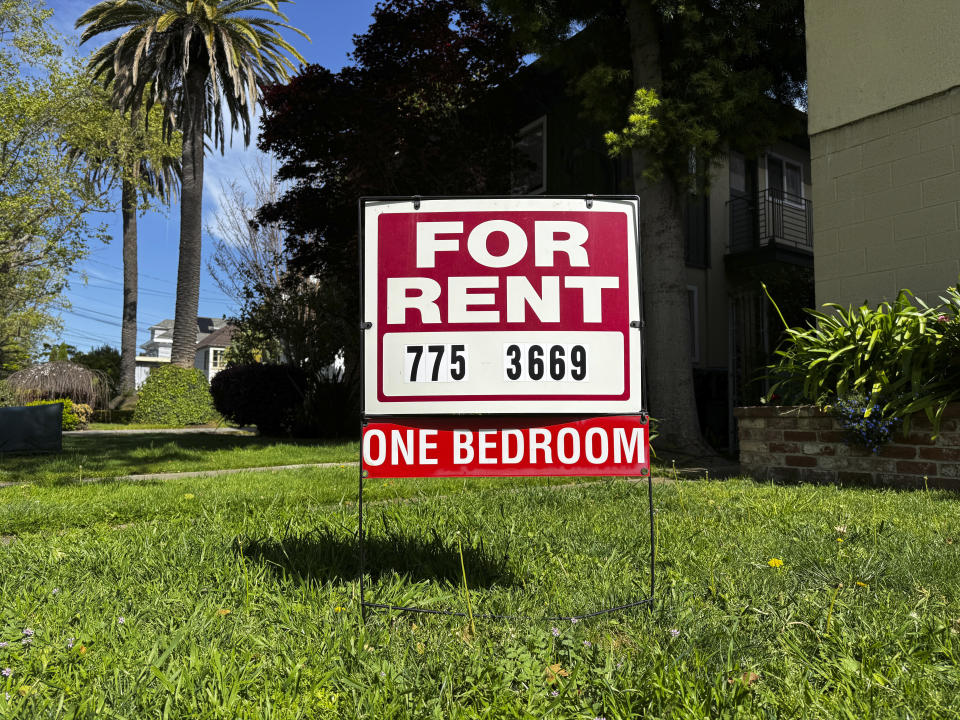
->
[831,395,899,453]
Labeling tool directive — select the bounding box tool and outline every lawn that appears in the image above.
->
[1,468,959,718]
[0,433,359,485]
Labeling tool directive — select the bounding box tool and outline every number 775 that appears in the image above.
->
[406,344,466,382]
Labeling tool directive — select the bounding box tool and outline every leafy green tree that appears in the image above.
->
[0,0,117,374]
[70,99,181,393]
[70,344,121,395]
[77,0,308,368]
[491,0,806,450]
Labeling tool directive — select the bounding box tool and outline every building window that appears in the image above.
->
[687,285,700,363]
[512,116,546,195]
[767,154,804,205]
[729,151,746,194]
[211,349,224,370]
[684,194,710,268]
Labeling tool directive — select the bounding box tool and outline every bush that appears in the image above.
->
[26,398,89,430]
[765,282,960,436]
[133,366,215,426]
[210,363,305,436]
[0,379,15,407]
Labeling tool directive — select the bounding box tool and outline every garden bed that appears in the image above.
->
[736,404,960,489]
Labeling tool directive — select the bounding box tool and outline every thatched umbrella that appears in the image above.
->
[7,362,108,408]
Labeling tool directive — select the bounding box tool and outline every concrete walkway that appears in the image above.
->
[115,461,357,483]
[64,427,256,437]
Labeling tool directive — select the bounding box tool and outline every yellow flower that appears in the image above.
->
[183,493,195,500]
[78,645,87,655]
[767,558,784,568]
[217,609,231,616]
[836,537,844,543]
[334,606,344,613]
[856,581,868,587]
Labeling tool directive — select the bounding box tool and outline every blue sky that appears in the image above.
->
[48,0,381,353]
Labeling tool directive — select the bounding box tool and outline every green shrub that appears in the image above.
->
[133,366,214,426]
[210,363,305,436]
[765,282,960,436]
[0,378,15,407]
[26,398,87,430]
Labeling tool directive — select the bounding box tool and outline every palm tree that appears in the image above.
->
[116,118,180,392]
[76,0,307,367]
[67,87,181,394]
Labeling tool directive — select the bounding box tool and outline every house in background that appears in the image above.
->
[194,324,235,382]
[805,0,960,308]
[135,317,233,388]
[504,49,813,450]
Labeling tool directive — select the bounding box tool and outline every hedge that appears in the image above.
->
[133,366,215,426]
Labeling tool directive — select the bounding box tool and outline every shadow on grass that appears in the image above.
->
[237,526,515,588]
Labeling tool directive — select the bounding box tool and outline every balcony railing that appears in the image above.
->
[727,189,812,254]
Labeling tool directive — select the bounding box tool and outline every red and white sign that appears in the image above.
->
[362,415,649,478]
[362,197,642,415]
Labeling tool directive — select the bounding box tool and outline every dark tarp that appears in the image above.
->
[0,404,63,454]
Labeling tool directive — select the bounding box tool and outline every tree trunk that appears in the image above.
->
[119,177,138,393]
[171,68,206,368]
[624,0,713,454]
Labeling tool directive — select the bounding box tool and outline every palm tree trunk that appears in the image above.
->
[625,0,713,453]
[170,69,206,368]
[120,177,138,393]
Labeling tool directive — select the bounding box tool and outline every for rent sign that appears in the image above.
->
[360,196,647,477]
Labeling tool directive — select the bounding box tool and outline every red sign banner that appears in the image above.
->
[362,415,649,478]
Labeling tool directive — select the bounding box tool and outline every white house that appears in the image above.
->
[135,317,232,388]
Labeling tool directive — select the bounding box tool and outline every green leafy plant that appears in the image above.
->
[764,282,960,437]
[26,398,87,430]
[0,378,15,407]
[210,363,305,436]
[133,365,214,426]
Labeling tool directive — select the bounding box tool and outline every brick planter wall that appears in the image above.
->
[734,405,960,490]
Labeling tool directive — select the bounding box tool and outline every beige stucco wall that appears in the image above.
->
[812,87,960,307]
[805,0,960,135]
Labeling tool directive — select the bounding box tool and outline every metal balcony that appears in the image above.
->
[726,189,812,257]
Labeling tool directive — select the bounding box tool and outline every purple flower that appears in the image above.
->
[550,690,559,697]
[66,638,74,650]
[670,628,680,638]
[551,627,560,637]
[21,629,33,637]
[0,642,7,648]
[117,617,125,625]
[20,638,31,646]
[570,618,579,624]
[583,640,592,648]
[1,668,10,678]
[51,588,59,595]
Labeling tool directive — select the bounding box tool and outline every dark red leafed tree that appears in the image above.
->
[255,0,523,420]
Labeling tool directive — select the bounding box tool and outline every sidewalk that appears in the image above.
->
[64,427,256,437]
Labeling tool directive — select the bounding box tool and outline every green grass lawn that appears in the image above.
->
[1,468,959,717]
[0,433,359,485]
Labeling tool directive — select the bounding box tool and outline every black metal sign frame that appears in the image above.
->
[355,194,655,622]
